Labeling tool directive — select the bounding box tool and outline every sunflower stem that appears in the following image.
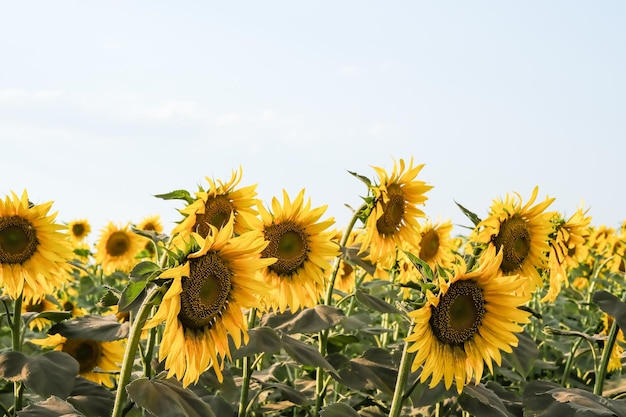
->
[388,322,414,417]
[594,294,624,396]
[238,308,258,417]
[111,285,161,417]
[561,336,584,387]
[12,293,24,414]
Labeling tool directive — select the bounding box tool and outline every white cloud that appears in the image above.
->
[339,65,360,75]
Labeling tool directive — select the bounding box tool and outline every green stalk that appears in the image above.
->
[12,293,24,414]
[594,311,620,395]
[314,205,365,417]
[561,336,584,387]
[111,285,162,417]
[388,323,414,417]
[238,308,258,417]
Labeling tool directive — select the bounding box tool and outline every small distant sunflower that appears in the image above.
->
[66,218,91,244]
[471,186,555,294]
[58,287,87,317]
[145,216,275,387]
[0,190,73,301]
[415,219,457,270]
[22,295,61,331]
[30,333,125,387]
[136,214,165,258]
[360,158,432,267]
[171,167,258,248]
[94,222,145,275]
[542,207,592,302]
[255,189,339,313]
[406,246,531,393]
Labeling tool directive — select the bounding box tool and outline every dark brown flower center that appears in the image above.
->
[106,231,131,257]
[25,300,45,313]
[430,279,485,346]
[63,301,75,311]
[72,223,87,239]
[62,339,102,374]
[141,222,156,231]
[195,195,234,237]
[493,215,531,273]
[0,216,39,264]
[419,229,440,262]
[262,221,309,276]
[178,251,232,331]
[376,183,406,236]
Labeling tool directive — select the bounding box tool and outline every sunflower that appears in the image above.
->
[254,189,339,313]
[360,158,432,267]
[415,219,457,270]
[22,295,61,331]
[328,228,366,296]
[30,333,125,387]
[136,214,165,258]
[405,245,531,393]
[471,186,555,295]
[542,207,592,302]
[0,190,73,301]
[66,218,91,245]
[601,313,625,373]
[144,215,275,387]
[94,222,145,275]
[171,167,258,248]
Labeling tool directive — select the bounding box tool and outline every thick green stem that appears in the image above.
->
[594,311,620,395]
[111,286,162,417]
[561,336,584,387]
[238,308,258,417]
[12,294,24,415]
[388,323,414,417]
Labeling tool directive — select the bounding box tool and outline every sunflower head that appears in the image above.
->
[255,189,339,313]
[94,222,146,275]
[360,158,433,266]
[66,218,91,244]
[0,190,73,301]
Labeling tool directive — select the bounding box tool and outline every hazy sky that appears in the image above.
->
[1,2,625,241]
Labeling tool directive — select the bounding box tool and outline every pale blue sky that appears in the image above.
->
[1,2,625,240]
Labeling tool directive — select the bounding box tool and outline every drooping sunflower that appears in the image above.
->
[405,245,531,393]
[542,207,592,302]
[30,333,125,387]
[0,190,73,301]
[66,218,91,245]
[94,222,145,275]
[171,167,258,248]
[144,216,275,387]
[471,186,555,295]
[360,158,433,267]
[254,189,339,313]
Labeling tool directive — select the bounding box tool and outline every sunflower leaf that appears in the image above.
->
[118,281,148,313]
[341,243,376,276]
[129,260,162,281]
[16,396,83,417]
[97,289,120,308]
[22,311,72,326]
[500,330,538,379]
[280,335,338,376]
[153,189,195,204]
[0,351,79,399]
[459,383,517,417]
[347,170,372,188]
[355,290,401,314]
[273,305,345,334]
[126,377,217,417]
[320,402,360,417]
[67,376,115,417]
[231,326,282,360]
[455,200,482,226]
[593,290,626,332]
[402,251,435,282]
[48,314,130,341]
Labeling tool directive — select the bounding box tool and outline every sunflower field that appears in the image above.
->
[2,158,626,417]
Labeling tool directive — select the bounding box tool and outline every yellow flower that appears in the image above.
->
[406,245,531,393]
[22,295,61,331]
[171,167,258,248]
[360,158,432,266]
[94,222,145,275]
[66,218,91,244]
[30,333,125,388]
[145,216,275,387]
[415,219,457,270]
[471,186,555,295]
[601,313,625,373]
[255,189,339,313]
[0,190,73,301]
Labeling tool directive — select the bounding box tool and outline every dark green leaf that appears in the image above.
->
[355,290,401,314]
[17,396,82,417]
[129,261,162,281]
[0,351,79,399]
[231,327,282,360]
[522,380,626,416]
[340,313,372,331]
[327,334,360,353]
[455,201,482,227]
[97,289,120,308]
[260,382,311,405]
[48,314,130,341]
[320,402,360,417]
[459,383,516,417]
[126,378,217,417]
[500,330,538,379]
[22,311,72,326]
[341,243,376,276]
[118,280,147,312]
[274,305,345,334]
[347,170,372,188]
[67,377,115,417]
[327,351,397,396]
[593,291,626,332]
[153,189,195,204]
[402,251,435,282]
[280,335,337,376]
